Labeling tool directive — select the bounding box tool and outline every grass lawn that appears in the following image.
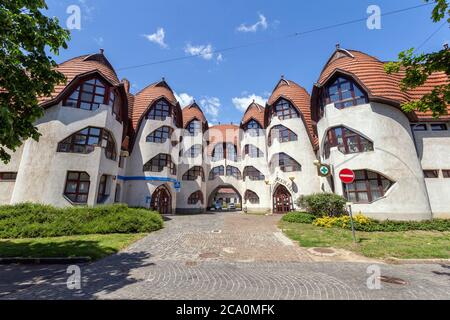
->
[280,221,450,259]
[0,233,147,260]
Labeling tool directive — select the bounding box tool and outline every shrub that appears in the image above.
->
[282,212,316,224]
[0,203,164,239]
[313,213,372,229]
[297,193,347,217]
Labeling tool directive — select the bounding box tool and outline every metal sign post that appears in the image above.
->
[339,168,357,244]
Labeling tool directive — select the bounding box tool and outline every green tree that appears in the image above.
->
[385,0,450,118]
[0,0,70,163]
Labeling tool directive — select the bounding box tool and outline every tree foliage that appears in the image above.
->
[0,0,70,163]
[384,0,450,118]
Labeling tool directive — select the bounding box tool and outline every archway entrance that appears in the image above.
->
[151,185,172,215]
[273,185,293,214]
[208,185,242,211]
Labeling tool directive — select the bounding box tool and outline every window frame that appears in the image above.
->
[209,166,225,180]
[244,190,260,204]
[430,123,448,131]
[226,166,242,180]
[146,126,173,143]
[268,125,298,146]
[321,76,368,110]
[343,170,393,204]
[188,190,204,205]
[423,170,439,178]
[269,98,299,121]
[244,119,263,137]
[244,144,264,158]
[0,172,17,181]
[243,166,265,181]
[182,166,205,181]
[323,126,373,158]
[186,119,202,136]
[147,99,172,121]
[271,153,301,172]
[143,154,176,175]
[442,170,450,178]
[64,171,90,204]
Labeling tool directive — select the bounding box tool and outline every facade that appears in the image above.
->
[0,47,449,220]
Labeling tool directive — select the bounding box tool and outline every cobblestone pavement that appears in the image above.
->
[0,212,449,300]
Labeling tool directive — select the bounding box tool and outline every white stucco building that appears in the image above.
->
[0,47,449,220]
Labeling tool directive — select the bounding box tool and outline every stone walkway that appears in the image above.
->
[0,212,449,300]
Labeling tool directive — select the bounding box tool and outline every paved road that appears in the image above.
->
[0,212,449,300]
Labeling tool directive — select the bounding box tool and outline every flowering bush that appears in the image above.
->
[313,213,373,229]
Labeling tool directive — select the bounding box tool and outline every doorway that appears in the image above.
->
[151,185,172,215]
[273,185,293,214]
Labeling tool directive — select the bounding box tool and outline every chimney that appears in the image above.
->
[100,48,104,54]
[122,78,130,93]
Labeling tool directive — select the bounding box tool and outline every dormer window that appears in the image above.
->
[244,120,262,137]
[147,100,171,121]
[65,78,113,111]
[322,77,368,109]
[186,120,202,135]
[269,99,299,121]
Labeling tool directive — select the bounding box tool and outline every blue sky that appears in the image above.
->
[45,0,449,124]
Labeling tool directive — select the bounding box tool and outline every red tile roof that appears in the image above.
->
[267,78,318,148]
[39,53,120,106]
[131,80,179,129]
[241,102,265,128]
[316,48,449,121]
[182,102,207,128]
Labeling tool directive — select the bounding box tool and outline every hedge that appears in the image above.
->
[0,203,164,239]
[281,212,316,224]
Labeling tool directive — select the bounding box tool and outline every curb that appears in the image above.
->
[0,257,92,265]
[384,257,450,265]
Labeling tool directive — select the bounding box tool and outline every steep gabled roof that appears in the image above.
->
[182,101,208,128]
[241,101,265,128]
[314,47,449,121]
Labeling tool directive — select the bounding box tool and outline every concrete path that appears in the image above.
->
[0,212,449,300]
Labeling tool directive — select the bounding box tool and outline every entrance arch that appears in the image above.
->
[273,184,293,214]
[151,184,172,215]
[207,185,242,211]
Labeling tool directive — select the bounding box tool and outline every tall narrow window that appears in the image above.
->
[143,154,176,175]
[244,144,264,158]
[64,78,112,111]
[147,100,171,121]
[97,175,109,204]
[244,190,260,204]
[243,166,265,181]
[188,191,204,205]
[323,126,373,158]
[186,120,202,135]
[146,126,173,143]
[211,143,238,161]
[244,120,263,137]
[209,166,224,180]
[182,166,205,181]
[226,166,242,180]
[114,184,121,203]
[271,153,301,172]
[64,171,90,204]
[322,77,368,109]
[184,144,203,158]
[269,99,299,120]
[226,143,237,161]
[57,127,117,161]
[268,125,297,146]
[343,170,393,203]
[211,143,224,161]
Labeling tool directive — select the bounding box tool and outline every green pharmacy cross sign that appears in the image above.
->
[318,164,331,177]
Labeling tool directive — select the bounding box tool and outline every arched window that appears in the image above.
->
[243,166,265,181]
[271,153,301,172]
[343,170,393,203]
[244,144,264,158]
[147,99,171,121]
[244,120,262,137]
[209,166,224,180]
[322,77,368,109]
[244,190,260,204]
[269,98,299,121]
[143,154,176,175]
[184,144,203,158]
[186,119,202,135]
[64,171,90,204]
[268,125,297,146]
[323,126,374,158]
[64,78,116,111]
[211,143,238,161]
[57,127,117,161]
[182,166,205,181]
[226,166,242,180]
[188,191,204,205]
[146,126,173,143]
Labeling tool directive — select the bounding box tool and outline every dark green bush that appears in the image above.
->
[281,212,316,224]
[0,203,164,239]
[296,193,347,217]
[352,218,450,232]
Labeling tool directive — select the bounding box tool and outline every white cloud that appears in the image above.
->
[144,27,168,48]
[78,0,95,21]
[232,94,267,112]
[175,92,194,107]
[184,43,223,62]
[199,96,220,121]
[237,13,268,33]
[93,36,104,46]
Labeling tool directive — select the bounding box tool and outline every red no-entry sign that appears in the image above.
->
[339,168,355,184]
